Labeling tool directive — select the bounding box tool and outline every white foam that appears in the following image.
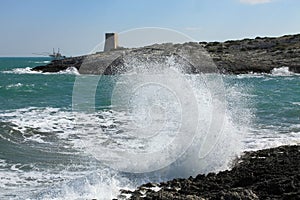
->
[243,127,300,151]
[236,73,265,79]
[0,107,78,148]
[2,67,41,74]
[34,61,51,64]
[1,67,79,75]
[271,67,296,76]
[57,67,80,75]
[292,102,300,106]
[6,83,23,88]
[0,162,108,199]
[4,83,36,90]
[234,67,299,78]
[0,159,7,168]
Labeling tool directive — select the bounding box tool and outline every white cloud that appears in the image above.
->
[239,0,272,5]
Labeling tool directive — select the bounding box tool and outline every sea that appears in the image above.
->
[0,57,299,199]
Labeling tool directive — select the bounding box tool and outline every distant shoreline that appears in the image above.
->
[0,56,50,58]
[31,33,300,75]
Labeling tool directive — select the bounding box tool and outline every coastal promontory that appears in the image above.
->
[32,34,300,74]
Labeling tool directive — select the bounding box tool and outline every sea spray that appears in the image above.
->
[1,57,299,199]
[0,57,250,199]
[71,52,246,196]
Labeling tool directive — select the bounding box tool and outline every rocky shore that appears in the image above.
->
[117,145,300,200]
[32,34,300,74]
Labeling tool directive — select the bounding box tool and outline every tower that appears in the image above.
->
[104,33,118,52]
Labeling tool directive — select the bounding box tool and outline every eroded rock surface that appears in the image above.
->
[118,145,300,200]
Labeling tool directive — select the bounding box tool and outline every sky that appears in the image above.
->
[0,0,300,56]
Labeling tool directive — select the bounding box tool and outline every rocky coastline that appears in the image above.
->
[117,145,300,200]
[32,34,300,74]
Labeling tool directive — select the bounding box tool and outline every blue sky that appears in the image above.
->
[1,0,300,56]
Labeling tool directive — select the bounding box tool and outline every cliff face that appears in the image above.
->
[32,34,300,74]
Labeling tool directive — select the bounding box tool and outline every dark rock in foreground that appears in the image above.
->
[118,145,300,200]
[32,34,300,74]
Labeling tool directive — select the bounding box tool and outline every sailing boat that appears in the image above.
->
[49,48,66,60]
[33,48,66,60]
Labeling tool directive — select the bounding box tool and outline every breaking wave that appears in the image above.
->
[2,67,79,75]
[271,67,296,76]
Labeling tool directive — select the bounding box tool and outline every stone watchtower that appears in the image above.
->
[104,33,118,52]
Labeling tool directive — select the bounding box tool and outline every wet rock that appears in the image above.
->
[32,56,85,73]
[119,145,300,199]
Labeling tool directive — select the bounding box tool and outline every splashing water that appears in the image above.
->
[69,53,246,197]
[0,54,251,199]
[271,67,296,76]
[1,54,299,199]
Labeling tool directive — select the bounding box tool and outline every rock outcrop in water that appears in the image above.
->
[32,34,300,74]
[117,145,300,200]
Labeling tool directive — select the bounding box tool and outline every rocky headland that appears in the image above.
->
[118,145,300,200]
[32,34,300,74]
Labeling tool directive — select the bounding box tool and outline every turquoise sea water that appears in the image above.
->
[0,57,299,199]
